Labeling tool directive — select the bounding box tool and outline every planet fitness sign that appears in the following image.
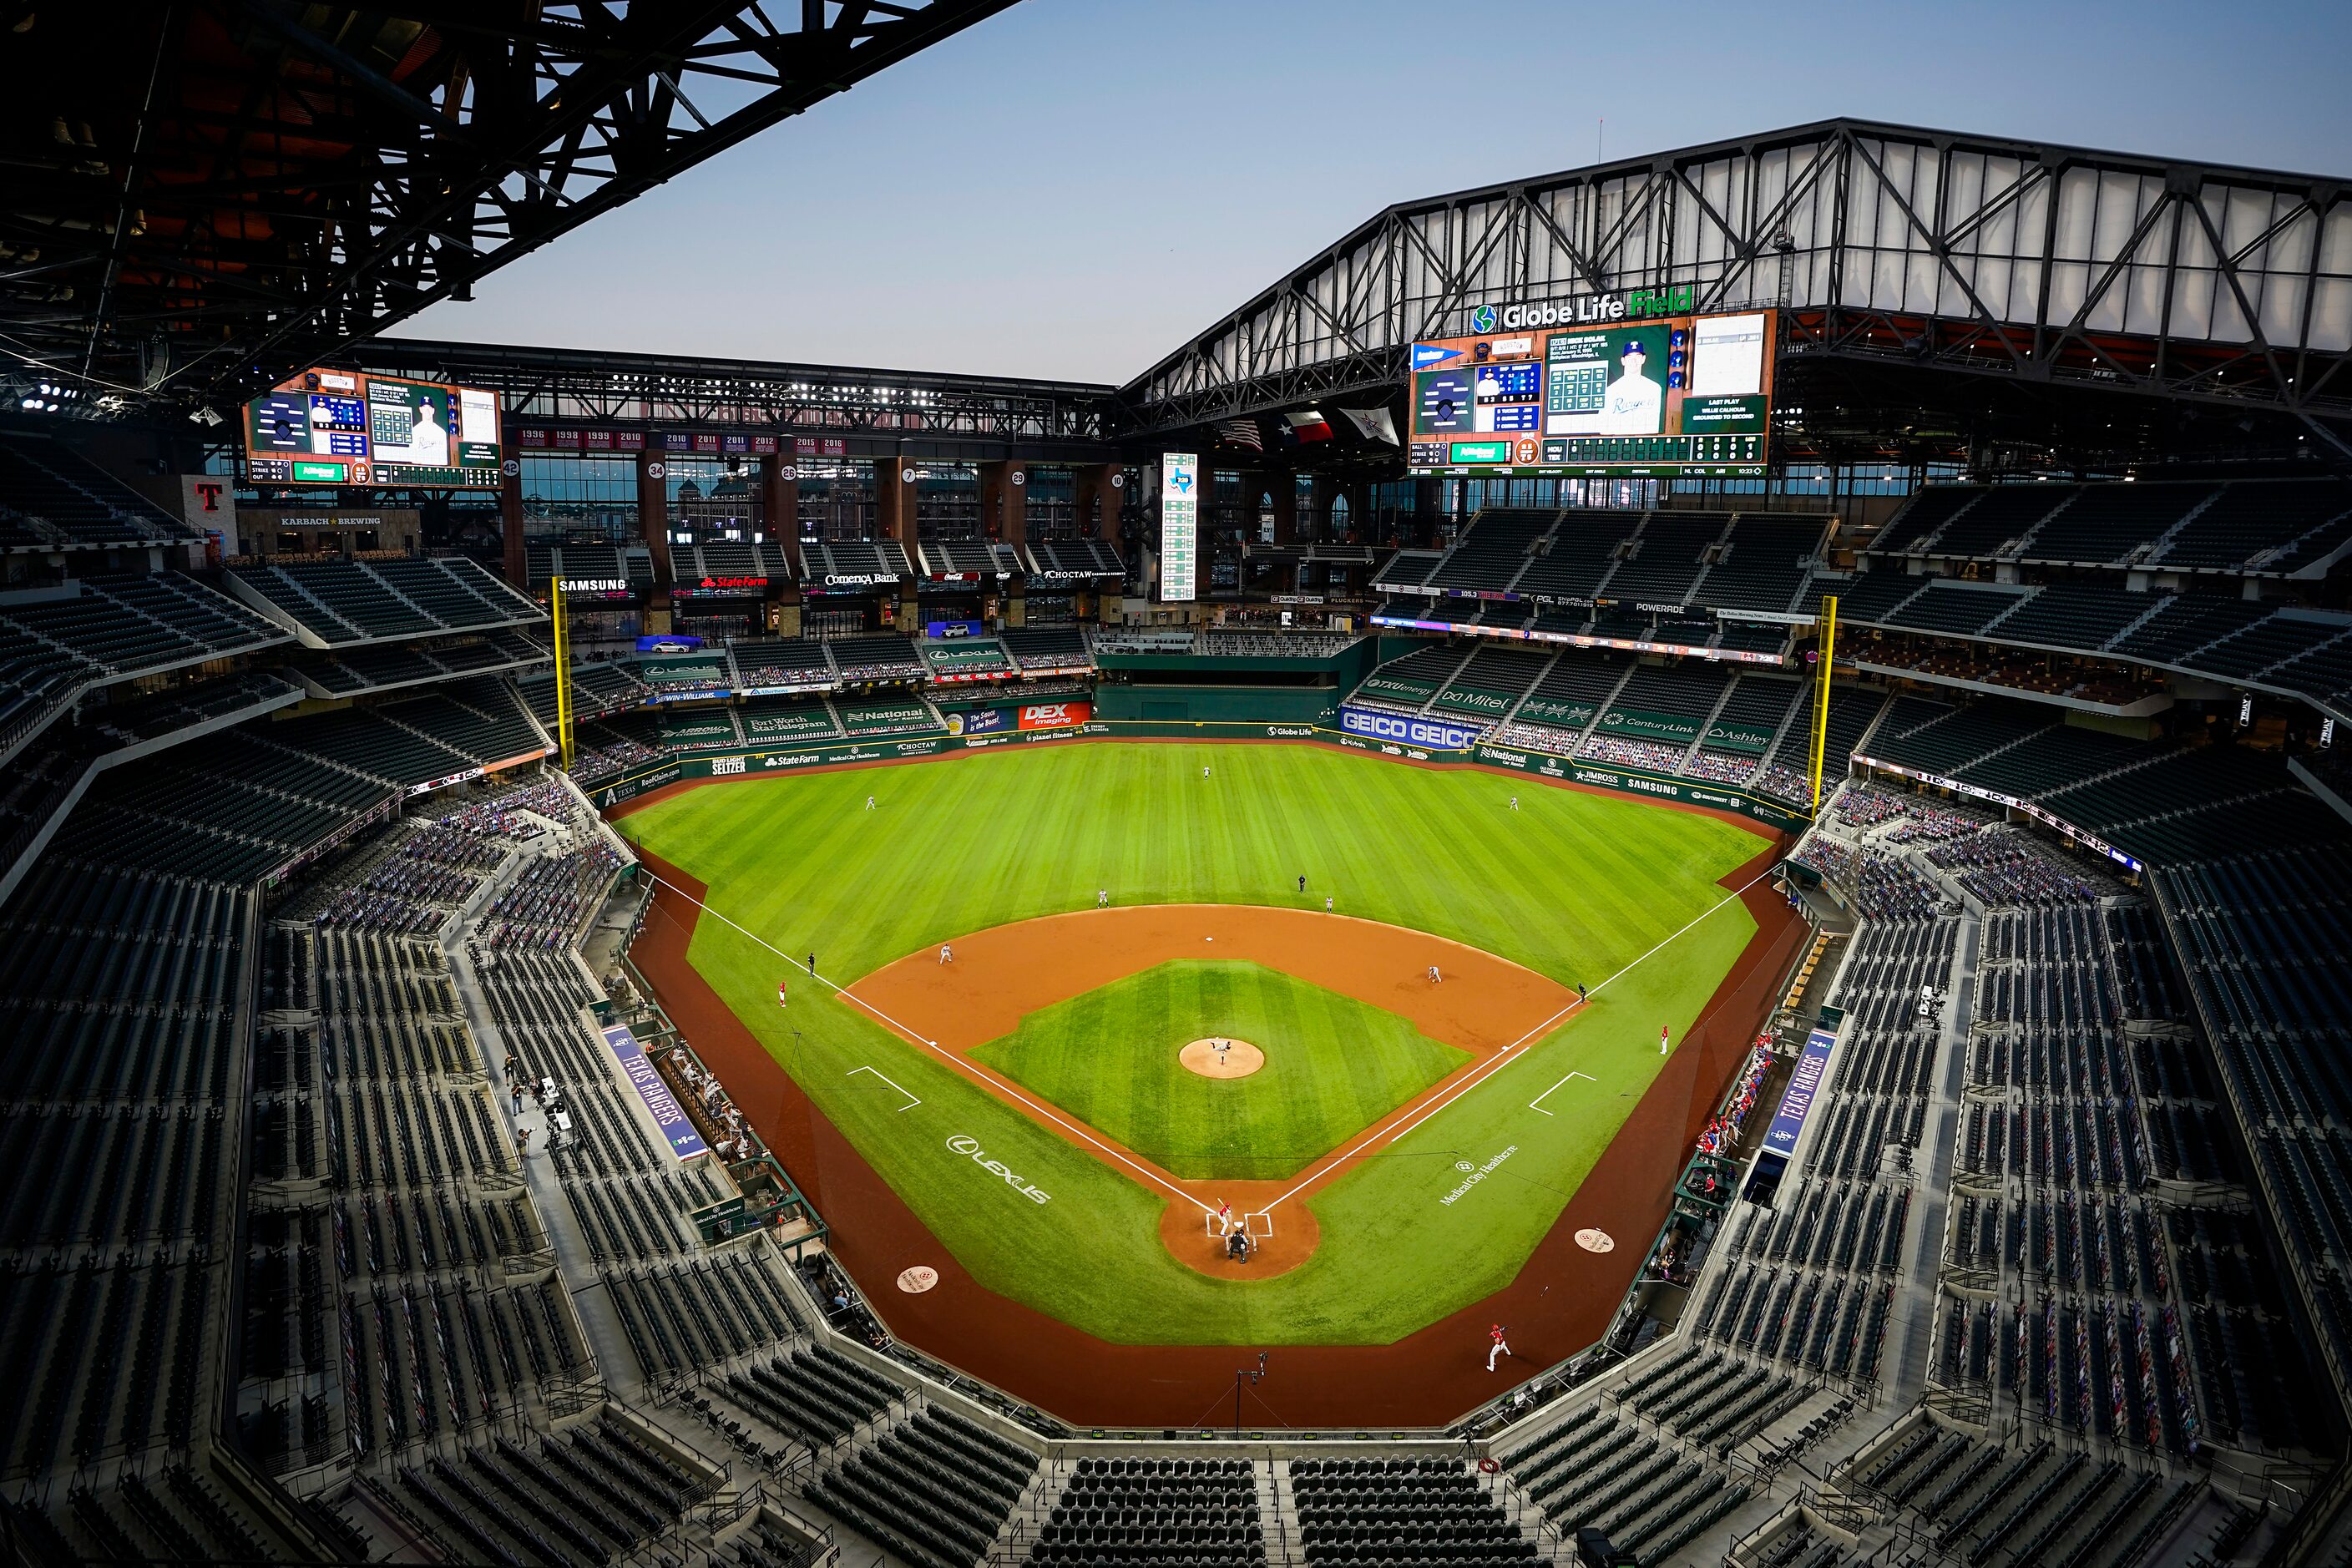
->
[1339,706,1480,752]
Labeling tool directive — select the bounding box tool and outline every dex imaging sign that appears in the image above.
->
[1339,706,1479,752]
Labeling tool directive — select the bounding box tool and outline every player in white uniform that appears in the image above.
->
[1597,340,1665,435]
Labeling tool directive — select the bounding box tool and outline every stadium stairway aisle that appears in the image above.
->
[1883,909,1979,1409]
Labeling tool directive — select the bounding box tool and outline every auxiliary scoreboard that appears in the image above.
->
[1408,306,1775,478]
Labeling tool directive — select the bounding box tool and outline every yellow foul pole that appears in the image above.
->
[1808,594,1839,815]
[550,586,574,769]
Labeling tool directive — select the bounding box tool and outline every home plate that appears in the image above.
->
[896,1265,940,1293]
[1575,1229,1616,1254]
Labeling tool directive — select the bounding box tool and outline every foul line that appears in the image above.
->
[1248,859,1783,1217]
[846,1065,921,1112]
[640,868,1216,1215]
[1527,1070,1598,1116]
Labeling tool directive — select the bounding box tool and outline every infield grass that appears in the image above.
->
[971,959,1467,1181]
[616,741,1768,1345]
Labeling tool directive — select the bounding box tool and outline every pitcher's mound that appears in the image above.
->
[1180,1037,1264,1079]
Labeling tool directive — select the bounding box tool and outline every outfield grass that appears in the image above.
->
[970,959,1467,1181]
[617,741,1767,1344]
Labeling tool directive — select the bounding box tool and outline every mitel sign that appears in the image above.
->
[1339,706,1479,752]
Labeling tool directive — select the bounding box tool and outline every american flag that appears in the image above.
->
[1217,417,1262,452]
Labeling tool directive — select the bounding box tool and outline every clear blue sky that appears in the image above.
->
[397,0,2352,387]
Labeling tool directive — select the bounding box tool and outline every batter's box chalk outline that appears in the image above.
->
[1202,1211,1277,1238]
[847,1064,922,1112]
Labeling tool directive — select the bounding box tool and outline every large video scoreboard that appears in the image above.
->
[1408,301,1774,478]
[245,367,503,487]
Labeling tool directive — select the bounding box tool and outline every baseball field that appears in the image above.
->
[615,741,1780,1365]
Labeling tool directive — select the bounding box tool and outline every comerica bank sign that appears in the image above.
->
[1470,284,1697,333]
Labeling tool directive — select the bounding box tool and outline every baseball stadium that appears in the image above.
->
[3,7,2352,1568]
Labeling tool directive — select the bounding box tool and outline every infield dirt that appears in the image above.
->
[847,904,1578,1280]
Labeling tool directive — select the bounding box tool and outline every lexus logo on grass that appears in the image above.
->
[946,1136,1051,1204]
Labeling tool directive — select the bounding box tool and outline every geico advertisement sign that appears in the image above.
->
[1339,706,1478,751]
[945,1136,1050,1203]
[1017,701,1090,731]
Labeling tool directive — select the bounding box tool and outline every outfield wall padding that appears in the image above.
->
[1092,685,1339,725]
[584,721,1809,829]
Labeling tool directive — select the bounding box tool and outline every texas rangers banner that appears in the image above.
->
[1759,1005,1844,1161]
[602,1023,708,1160]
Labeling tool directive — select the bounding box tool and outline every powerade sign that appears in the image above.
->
[1761,1008,1842,1161]
[1340,706,1479,752]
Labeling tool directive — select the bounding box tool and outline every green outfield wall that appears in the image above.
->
[585,720,1808,830]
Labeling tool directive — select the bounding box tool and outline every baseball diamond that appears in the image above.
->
[612,740,1799,1418]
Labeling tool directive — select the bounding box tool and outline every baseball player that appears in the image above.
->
[1487,1323,1512,1372]
[1214,1038,1232,1068]
[865,795,876,811]
[1660,1024,1672,1056]
[1097,889,1109,908]
[1428,964,1442,984]
[939,943,953,965]
[1510,795,1519,811]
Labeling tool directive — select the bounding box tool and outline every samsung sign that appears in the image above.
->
[1340,706,1480,752]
